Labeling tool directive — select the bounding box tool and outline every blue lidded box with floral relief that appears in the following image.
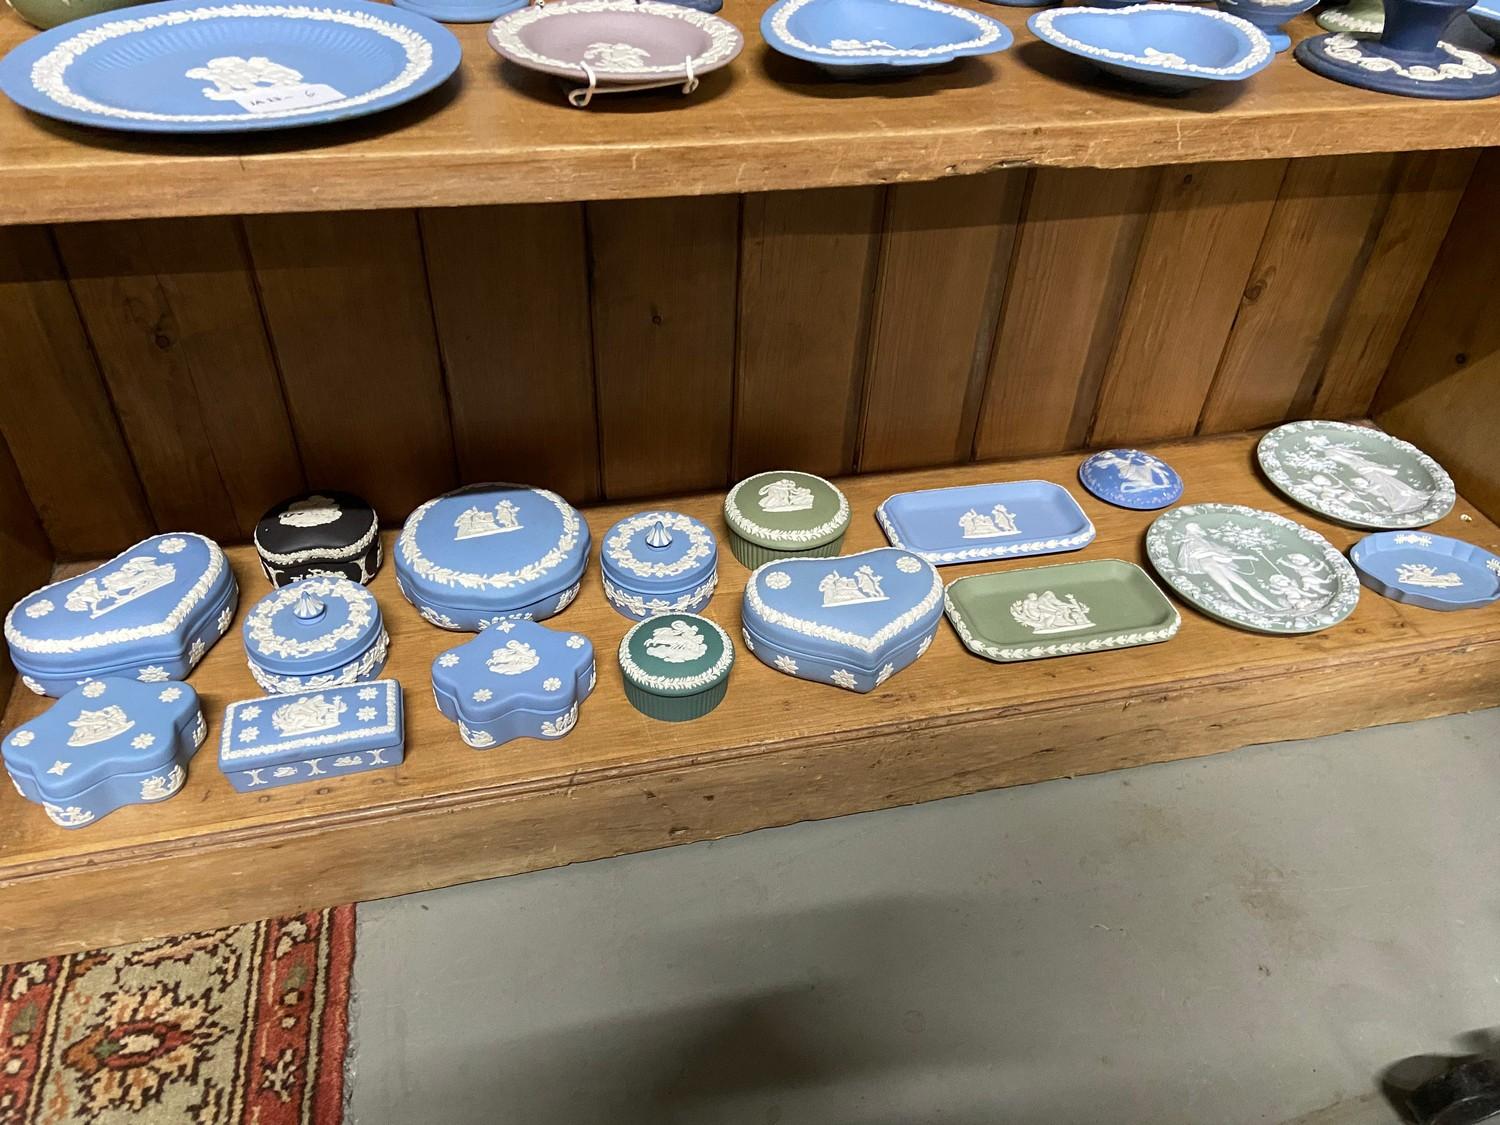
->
[242,576,388,695]
[395,484,591,631]
[3,677,206,829]
[601,510,718,620]
[740,547,944,693]
[218,680,405,792]
[4,533,238,697]
[431,620,595,749]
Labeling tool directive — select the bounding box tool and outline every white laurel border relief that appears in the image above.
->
[1031,5,1272,76]
[221,679,399,761]
[604,574,718,618]
[605,512,715,579]
[619,616,733,693]
[490,0,741,75]
[245,577,378,660]
[767,0,1004,59]
[725,473,849,546]
[246,629,389,695]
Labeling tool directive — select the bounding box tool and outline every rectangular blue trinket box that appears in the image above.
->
[218,679,405,792]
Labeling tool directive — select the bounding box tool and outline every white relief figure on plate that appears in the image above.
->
[66,706,134,748]
[1172,522,1335,618]
[279,495,342,528]
[645,619,708,664]
[271,693,347,737]
[65,556,175,618]
[1010,590,1093,635]
[1304,435,1432,514]
[487,639,541,676]
[1172,522,1287,614]
[1396,562,1464,589]
[582,41,653,69]
[757,478,815,513]
[453,499,523,541]
[186,55,304,99]
[820,565,888,608]
[1092,450,1173,492]
[958,505,1019,540]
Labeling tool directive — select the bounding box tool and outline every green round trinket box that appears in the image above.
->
[723,470,850,569]
[619,613,734,722]
[8,0,143,29]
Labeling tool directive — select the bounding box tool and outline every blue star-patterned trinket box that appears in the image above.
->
[395,484,591,631]
[740,547,944,693]
[219,680,405,792]
[3,677,206,829]
[431,620,596,749]
[4,533,238,697]
[242,576,389,695]
[601,510,719,620]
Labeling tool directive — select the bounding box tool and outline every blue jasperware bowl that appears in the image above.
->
[1028,3,1275,90]
[762,0,1013,75]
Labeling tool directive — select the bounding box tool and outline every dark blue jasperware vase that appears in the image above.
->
[1295,0,1500,97]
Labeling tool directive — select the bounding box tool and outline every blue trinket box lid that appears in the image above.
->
[602,510,719,617]
[1350,531,1500,611]
[4,533,237,695]
[432,620,595,724]
[742,546,944,672]
[1078,449,1184,510]
[243,576,383,678]
[4,677,203,826]
[220,680,404,773]
[395,483,591,628]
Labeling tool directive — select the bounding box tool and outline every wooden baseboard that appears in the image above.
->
[3,429,1498,961]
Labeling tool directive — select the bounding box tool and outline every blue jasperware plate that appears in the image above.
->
[877,480,1096,565]
[1350,531,1500,612]
[1028,4,1273,91]
[761,0,1012,73]
[0,0,462,134]
[1078,448,1184,510]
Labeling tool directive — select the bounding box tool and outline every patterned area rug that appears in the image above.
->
[0,907,353,1124]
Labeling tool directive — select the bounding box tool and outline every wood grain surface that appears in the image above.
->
[2,430,1498,961]
[0,442,50,702]
[3,5,1500,226]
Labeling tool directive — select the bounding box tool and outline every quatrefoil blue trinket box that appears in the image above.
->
[3,677,206,829]
[242,576,389,695]
[601,510,719,620]
[431,620,596,749]
[4,533,239,697]
[740,547,943,693]
[395,484,591,631]
[219,680,405,792]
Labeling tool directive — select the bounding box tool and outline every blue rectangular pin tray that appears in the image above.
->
[876,481,1096,565]
[218,679,404,792]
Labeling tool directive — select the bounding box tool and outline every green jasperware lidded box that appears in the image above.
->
[619,613,734,722]
[723,471,850,569]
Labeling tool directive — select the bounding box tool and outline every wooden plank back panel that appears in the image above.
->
[55,218,304,542]
[421,204,600,504]
[1199,153,1397,434]
[857,171,1027,472]
[733,186,883,479]
[1313,148,1477,420]
[587,195,739,499]
[973,166,1159,461]
[244,210,456,522]
[0,226,155,557]
[1088,160,1288,447]
[0,438,52,700]
[1375,149,1500,521]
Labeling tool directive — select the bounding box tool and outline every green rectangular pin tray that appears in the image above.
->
[944,559,1180,663]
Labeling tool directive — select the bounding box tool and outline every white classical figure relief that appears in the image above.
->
[186,55,304,98]
[24,599,53,618]
[454,500,523,541]
[273,766,297,778]
[334,755,365,767]
[44,804,94,827]
[279,495,343,528]
[1143,46,1187,66]
[459,724,496,749]
[958,505,1019,540]
[819,565,887,608]
[67,706,134,748]
[140,765,185,801]
[757,478,814,513]
[1396,563,1463,589]
[1093,450,1173,492]
[1010,591,1094,635]
[541,704,579,737]
[1301,435,1433,514]
[487,640,541,676]
[1170,521,1336,618]
[582,41,652,69]
[66,557,176,618]
[645,620,708,664]
[272,694,348,736]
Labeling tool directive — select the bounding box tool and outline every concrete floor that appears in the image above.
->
[346,708,1500,1125]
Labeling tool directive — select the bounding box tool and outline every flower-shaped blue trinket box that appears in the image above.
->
[741,547,943,693]
[4,533,238,697]
[395,484,591,630]
[601,510,719,620]
[3,677,206,829]
[431,620,596,749]
[243,576,389,695]
[218,680,405,792]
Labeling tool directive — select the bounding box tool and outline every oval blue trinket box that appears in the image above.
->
[431,620,596,749]
[4,533,238,697]
[601,510,719,620]
[741,547,943,693]
[1078,448,1184,510]
[243,576,389,695]
[395,484,591,631]
[3,677,206,829]
[219,680,405,791]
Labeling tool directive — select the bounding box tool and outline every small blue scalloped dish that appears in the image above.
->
[1028,4,1274,91]
[761,0,1013,76]
[1349,531,1500,612]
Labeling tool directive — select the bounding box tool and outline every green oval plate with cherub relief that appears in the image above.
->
[1146,503,1360,635]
